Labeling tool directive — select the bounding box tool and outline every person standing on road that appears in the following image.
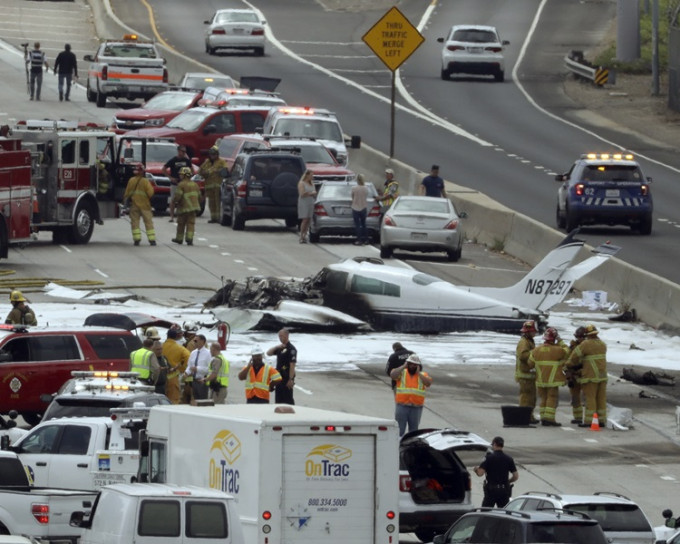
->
[528,327,568,426]
[385,342,414,392]
[267,328,297,405]
[162,327,190,404]
[26,42,48,101]
[180,322,199,404]
[185,334,212,402]
[6,290,38,326]
[390,354,433,437]
[474,436,519,507]
[149,337,169,395]
[53,43,78,102]
[350,173,370,245]
[374,168,399,216]
[129,338,160,386]
[297,170,316,244]
[565,326,587,424]
[123,163,156,246]
[238,346,282,404]
[206,342,229,404]
[198,146,227,224]
[515,320,539,424]
[172,167,201,245]
[565,324,608,428]
[162,145,192,222]
[419,164,447,198]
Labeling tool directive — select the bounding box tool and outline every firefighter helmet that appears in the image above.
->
[574,326,587,339]
[520,320,537,333]
[208,146,219,155]
[543,327,558,343]
[144,327,161,340]
[584,324,599,336]
[10,290,27,303]
[179,167,193,178]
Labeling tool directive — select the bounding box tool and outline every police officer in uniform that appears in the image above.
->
[27,42,48,101]
[474,436,519,507]
[267,328,297,405]
[515,320,539,423]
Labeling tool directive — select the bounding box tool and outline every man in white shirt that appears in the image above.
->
[186,334,212,401]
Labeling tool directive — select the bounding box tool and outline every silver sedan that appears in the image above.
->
[204,9,266,56]
[380,196,464,261]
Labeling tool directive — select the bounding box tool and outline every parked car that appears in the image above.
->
[506,491,657,544]
[40,370,170,421]
[216,133,268,169]
[380,196,464,261]
[555,151,654,234]
[125,106,269,159]
[220,148,305,229]
[310,181,380,243]
[398,429,489,542]
[432,508,608,544]
[204,8,267,56]
[178,72,237,90]
[110,90,203,134]
[437,25,509,82]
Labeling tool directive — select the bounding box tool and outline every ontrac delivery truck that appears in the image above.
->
[138,404,399,544]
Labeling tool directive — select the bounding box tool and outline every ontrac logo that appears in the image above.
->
[209,429,240,495]
[305,444,352,478]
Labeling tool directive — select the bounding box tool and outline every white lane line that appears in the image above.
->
[60,245,72,253]
[94,269,109,278]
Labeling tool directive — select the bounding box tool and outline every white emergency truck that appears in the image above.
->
[138,404,399,544]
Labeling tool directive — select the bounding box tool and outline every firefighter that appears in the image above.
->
[565,324,608,428]
[515,320,538,424]
[123,163,156,246]
[172,167,201,246]
[198,146,227,223]
[528,327,569,426]
[5,290,38,326]
[162,327,190,404]
[565,326,587,423]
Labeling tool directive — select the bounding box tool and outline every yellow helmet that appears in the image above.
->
[179,167,193,178]
[10,290,27,303]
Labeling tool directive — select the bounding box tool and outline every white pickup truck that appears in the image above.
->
[69,483,244,544]
[0,450,96,543]
[8,407,148,491]
[83,34,168,108]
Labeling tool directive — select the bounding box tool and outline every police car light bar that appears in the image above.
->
[71,371,141,379]
[277,106,315,115]
[582,152,634,161]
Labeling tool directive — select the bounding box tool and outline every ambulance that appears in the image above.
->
[138,404,399,544]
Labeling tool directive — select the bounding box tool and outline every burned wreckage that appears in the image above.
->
[205,232,618,334]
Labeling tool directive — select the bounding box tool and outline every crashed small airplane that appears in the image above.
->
[207,231,619,333]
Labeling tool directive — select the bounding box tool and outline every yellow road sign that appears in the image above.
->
[362,6,425,72]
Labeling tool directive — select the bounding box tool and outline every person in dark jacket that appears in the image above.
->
[53,44,78,102]
[385,342,414,392]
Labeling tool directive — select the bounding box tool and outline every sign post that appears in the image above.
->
[362,7,424,158]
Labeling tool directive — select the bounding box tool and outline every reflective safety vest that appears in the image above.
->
[245,364,280,401]
[210,354,230,387]
[395,369,428,406]
[529,344,568,387]
[130,348,152,380]
[382,181,399,207]
[567,338,607,384]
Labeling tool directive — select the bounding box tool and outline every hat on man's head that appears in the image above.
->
[145,327,161,340]
[385,168,394,175]
[406,354,422,368]
[251,346,264,356]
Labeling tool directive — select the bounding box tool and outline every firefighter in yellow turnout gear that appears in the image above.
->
[123,163,156,246]
[172,167,201,245]
[528,327,568,426]
[565,326,587,424]
[199,146,228,223]
[515,320,538,424]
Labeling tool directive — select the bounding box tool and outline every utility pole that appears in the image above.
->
[617,0,641,62]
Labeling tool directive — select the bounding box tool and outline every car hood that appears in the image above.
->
[115,109,177,121]
[401,428,490,452]
[307,164,354,175]
[84,312,175,331]
[126,127,185,139]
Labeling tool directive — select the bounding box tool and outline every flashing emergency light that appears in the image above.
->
[277,106,315,115]
[123,34,139,41]
[583,152,635,161]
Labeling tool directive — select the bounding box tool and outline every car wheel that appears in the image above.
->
[208,47,216,55]
[86,81,96,103]
[440,67,450,81]
[231,204,245,231]
[285,217,298,228]
[565,205,579,232]
[380,245,393,259]
[638,213,653,235]
[21,413,41,427]
[96,89,106,108]
[414,528,437,543]
[309,231,320,243]
[556,201,566,229]
[447,246,462,262]
[495,70,505,82]
[69,202,95,244]
[220,203,231,226]
[255,47,265,57]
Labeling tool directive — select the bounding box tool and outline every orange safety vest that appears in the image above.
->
[395,369,428,406]
[245,364,280,401]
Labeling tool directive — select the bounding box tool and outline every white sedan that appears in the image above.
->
[204,9,266,56]
[437,24,509,82]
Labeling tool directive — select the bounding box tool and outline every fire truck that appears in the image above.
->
[0,120,126,258]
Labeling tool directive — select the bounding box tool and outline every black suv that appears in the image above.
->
[433,508,608,544]
[220,149,305,230]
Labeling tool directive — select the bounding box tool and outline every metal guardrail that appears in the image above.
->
[564,51,609,86]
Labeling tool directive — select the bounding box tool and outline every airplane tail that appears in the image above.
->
[470,230,619,313]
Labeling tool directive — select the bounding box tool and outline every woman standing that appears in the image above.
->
[351,174,369,245]
[297,170,317,243]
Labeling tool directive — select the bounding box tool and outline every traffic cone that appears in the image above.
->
[590,413,601,431]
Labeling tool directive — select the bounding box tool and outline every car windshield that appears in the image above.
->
[216,11,259,24]
[565,503,652,532]
[527,522,604,543]
[104,44,157,58]
[582,165,643,182]
[452,29,498,43]
[273,118,343,142]
[184,76,235,90]
[166,109,211,131]
[394,199,451,214]
[276,144,334,165]
[319,183,378,199]
[143,92,196,111]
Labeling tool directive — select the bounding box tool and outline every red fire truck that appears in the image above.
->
[0,120,126,258]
